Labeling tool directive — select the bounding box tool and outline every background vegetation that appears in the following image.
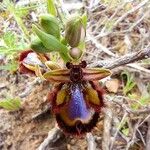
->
[0,0,150,149]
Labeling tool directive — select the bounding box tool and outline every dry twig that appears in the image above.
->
[114,0,149,27]
[38,126,65,150]
[110,112,128,150]
[87,33,116,57]
[146,119,150,150]
[90,48,150,69]
[102,108,113,150]
[86,133,97,150]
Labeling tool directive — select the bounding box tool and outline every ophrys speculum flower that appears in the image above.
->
[44,61,111,136]
[18,50,49,75]
[18,13,111,136]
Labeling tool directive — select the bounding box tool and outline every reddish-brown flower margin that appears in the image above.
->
[18,50,49,74]
[44,61,111,136]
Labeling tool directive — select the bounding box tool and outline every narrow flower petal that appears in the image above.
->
[43,69,70,83]
[82,68,111,81]
[35,65,45,80]
[45,61,61,70]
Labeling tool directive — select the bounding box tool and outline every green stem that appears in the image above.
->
[13,14,30,43]
[4,0,30,43]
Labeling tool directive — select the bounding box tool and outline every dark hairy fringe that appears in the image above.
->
[56,112,99,136]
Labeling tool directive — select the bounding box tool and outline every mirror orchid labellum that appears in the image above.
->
[44,61,111,136]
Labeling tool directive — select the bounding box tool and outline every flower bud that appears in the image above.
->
[69,47,82,60]
[65,16,86,47]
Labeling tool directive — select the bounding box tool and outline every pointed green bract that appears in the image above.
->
[81,13,87,29]
[32,25,70,62]
[30,38,50,53]
[47,0,57,16]
[40,14,60,39]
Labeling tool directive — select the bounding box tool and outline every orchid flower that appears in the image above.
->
[18,50,49,74]
[18,51,111,136]
[18,13,111,136]
[44,61,111,136]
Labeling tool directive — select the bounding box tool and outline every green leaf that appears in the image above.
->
[81,13,87,29]
[0,98,21,111]
[139,95,150,106]
[40,14,60,39]
[0,62,17,72]
[128,94,150,110]
[3,31,17,48]
[121,71,136,95]
[32,25,66,52]
[32,25,70,62]
[47,0,57,16]
[30,38,49,53]
[122,128,129,136]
